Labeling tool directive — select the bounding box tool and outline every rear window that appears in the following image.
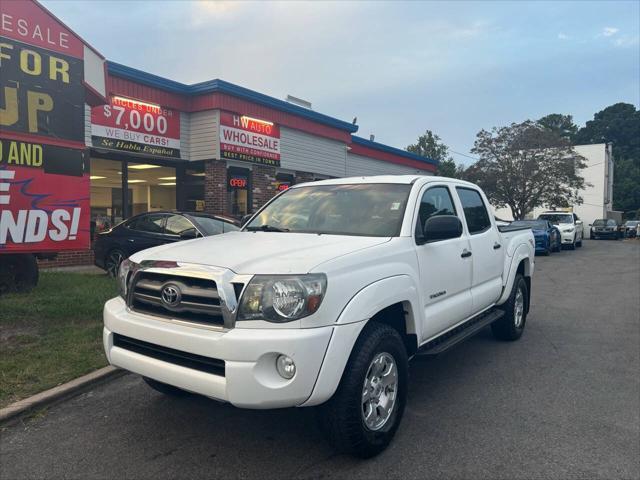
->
[456,187,491,234]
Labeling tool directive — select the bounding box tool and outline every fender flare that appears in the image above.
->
[301,275,421,407]
[497,243,532,306]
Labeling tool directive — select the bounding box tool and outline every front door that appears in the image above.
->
[455,187,504,314]
[415,185,473,342]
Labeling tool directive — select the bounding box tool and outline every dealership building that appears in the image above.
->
[46,61,438,265]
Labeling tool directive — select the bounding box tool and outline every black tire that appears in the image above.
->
[492,274,528,341]
[105,249,126,277]
[576,236,582,247]
[552,240,561,253]
[143,377,190,397]
[567,236,576,250]
[0,254,39,294]
[318,322,408,458]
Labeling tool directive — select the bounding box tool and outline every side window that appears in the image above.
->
[129,213,166,234]
[456,187,491,234]
[416,186,457,237]
[573,213,580,222]
[165,215,196,235]
[223,222,240,233]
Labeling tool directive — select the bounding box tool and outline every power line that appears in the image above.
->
[450,150,479,162]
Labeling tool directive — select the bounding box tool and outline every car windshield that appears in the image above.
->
[191,215,240,235]
[625,221,639,227]
[593,219,608,226]
[245,183,412,237]
[511,220,548,230]
[539,214,573,224]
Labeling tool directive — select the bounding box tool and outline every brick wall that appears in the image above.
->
[204,160,228,215]
[252,164,278,212]
[37,249,95,268]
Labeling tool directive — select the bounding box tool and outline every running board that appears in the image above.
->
[416,309,505,357]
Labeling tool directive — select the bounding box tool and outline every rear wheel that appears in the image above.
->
[318,322,408,458]
[492,274,528,341]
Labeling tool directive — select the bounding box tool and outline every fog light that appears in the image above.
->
[276,355,296,379]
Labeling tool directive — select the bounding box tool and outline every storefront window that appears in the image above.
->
[227,166,251,217]
[90,158,177,239]
[276,172,294,192]
[182,163,205,212]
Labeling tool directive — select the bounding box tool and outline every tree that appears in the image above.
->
[537,113,578,141]
[407,130,464,177]
[574,103,640,213]
[467,121,587,220]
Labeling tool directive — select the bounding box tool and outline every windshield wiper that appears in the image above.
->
[246,224,290,232]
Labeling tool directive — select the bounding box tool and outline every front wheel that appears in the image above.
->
[492,274,528,341]
[576,235,583,247]
[318,322,408,458]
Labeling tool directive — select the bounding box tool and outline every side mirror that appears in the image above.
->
[421,215,463,243]
[588,224,593,227]
[576,220,583,225]
[240,214,253,227]
[179,228,198,240]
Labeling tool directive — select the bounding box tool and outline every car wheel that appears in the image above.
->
[576,235,582,247]
[318,322,408,458]
[568,235,576,250]
[492,274,528,341]
[105,249,126,277]
[143,377,190,397]
[553,237,561,252]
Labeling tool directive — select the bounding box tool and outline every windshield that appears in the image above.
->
[625,221,639,227]
[593,219,607,226]
[191,215,240,235]
[538,213,573,225]
[511,220,548,230]
[245,183,412,237]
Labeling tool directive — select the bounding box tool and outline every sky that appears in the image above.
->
[43,0,640,165]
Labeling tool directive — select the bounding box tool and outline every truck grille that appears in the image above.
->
[113,333,225,376]
[129,271,225,327]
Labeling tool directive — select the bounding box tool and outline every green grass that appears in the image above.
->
[0,272,118,408]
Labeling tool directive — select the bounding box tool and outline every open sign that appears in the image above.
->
[229,177,248,189]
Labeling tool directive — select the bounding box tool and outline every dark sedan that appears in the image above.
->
[590,219,622,240]
[510,219,561,255]
[94,211,240,276]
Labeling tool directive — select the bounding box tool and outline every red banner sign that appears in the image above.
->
[0,144,90,252]
[91,97,181,158]
[220,111,280,166]
[0,0,83,58]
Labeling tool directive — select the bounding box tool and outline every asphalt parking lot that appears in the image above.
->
[1,239,639,480]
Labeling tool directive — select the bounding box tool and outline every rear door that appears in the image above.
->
[124,213,169,254]
[455,187,504,314]
[414,184,473,342]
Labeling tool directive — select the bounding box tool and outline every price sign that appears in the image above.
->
[91,97,181,158]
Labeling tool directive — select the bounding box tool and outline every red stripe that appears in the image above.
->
[350,143,437,172]
[0,131,86,150]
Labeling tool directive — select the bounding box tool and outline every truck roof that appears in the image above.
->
[295,175,477,187]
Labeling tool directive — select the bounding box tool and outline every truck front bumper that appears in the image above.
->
[103,297,333,409]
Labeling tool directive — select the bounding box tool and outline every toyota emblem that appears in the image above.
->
[161,284,181,307]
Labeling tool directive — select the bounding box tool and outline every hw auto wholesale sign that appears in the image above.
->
[0,0,97,253]
[220,111,280,166]
[92,97,181,158]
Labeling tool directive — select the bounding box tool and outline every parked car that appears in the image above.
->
[94,211,240,276]
[623,220,639,238]
[103,175,535,458]
[537,211,583,249]
[590,219,623,240]
[510,219,561,255]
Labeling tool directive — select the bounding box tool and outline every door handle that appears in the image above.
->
[493,243,501,249]
[461,249,472,258]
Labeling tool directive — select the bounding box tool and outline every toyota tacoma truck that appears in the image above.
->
[103,175,535,458]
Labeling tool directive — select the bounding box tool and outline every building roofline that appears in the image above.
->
[351,136,439,166]
[106,61,359,133]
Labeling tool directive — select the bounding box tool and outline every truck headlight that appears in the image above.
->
[117,259,136,299]
[237,274,327,322]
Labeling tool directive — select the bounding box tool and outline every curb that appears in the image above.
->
[0,366,127,424]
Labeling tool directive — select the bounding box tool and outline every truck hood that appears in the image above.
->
[129,231,391,274]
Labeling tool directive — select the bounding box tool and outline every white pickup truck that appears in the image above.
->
[103,175,535,457]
